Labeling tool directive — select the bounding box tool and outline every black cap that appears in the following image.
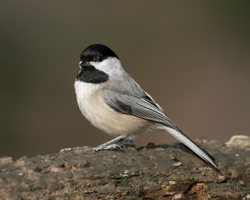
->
[80,44,119,63]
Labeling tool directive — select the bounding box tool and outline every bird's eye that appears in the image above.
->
[96,55,103,62]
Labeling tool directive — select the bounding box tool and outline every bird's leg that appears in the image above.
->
[92,135,126,151]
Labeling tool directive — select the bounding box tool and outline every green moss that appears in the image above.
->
[170,171,193,180]
[121,178,130,187]
[210,193,219,198]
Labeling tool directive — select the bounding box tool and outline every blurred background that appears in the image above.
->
[1,1,250,160]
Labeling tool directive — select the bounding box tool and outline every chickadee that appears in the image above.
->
[74,44,218,170]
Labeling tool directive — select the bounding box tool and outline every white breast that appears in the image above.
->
[74,80,153,139]
[74,80,101,122]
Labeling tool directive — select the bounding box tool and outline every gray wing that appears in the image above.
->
[103,89,219,170]
[103,89,177,129]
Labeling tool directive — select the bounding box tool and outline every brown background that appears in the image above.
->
[1,1,250,160]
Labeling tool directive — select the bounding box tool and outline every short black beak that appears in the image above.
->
[79,61,90,68]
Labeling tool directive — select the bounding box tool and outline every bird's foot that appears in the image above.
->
[92,144,121,151]
[116,139,136,148]
[92,136,125,151]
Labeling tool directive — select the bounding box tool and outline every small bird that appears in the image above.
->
[74,44,218,170]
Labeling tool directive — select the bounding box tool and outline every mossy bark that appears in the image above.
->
[0,135,250,200]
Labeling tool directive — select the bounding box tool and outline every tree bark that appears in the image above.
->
[0,135,250,200]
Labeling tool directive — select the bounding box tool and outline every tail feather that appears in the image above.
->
[162,126,219,170]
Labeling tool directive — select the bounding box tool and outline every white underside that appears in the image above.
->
[74,81,153,139]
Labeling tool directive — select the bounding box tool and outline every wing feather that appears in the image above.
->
[104,90,176,129]
[103,89,219,170]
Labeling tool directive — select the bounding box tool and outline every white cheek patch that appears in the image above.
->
[90,58,123,77]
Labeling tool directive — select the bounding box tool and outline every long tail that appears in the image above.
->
[161,126,219,170]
